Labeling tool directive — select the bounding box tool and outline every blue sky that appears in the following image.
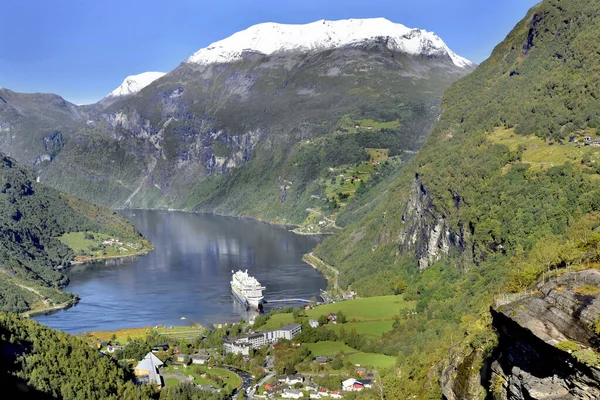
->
[0,0,537,104]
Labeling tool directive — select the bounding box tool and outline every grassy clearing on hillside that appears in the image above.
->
[257,313,295,331]
[306,295,414,321]
[489,127,600,172]
[155,325,207,341]
[327,320,395,338]
[259,296,413,333]
[87,326,150,343]
[305,341,355,356]
[86,325,206,343]
[347,352,396,368]
[59,231,149,261]
[355,119,401,131]
[365,148,389,161]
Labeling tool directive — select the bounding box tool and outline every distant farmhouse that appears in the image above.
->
[224,323,302,355]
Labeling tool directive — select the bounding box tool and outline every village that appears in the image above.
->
[85,292,413,399]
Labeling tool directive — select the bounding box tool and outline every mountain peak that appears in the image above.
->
[105,71,166,99]
[186,18,472,68]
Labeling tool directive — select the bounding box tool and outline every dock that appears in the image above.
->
[263,298,312,304]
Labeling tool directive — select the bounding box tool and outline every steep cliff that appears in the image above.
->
[398,174,466,270]
[489,270,600,399]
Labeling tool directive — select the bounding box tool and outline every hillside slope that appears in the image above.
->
[0,154,152,313]
[314,0,600,397]
[0,313,153,399]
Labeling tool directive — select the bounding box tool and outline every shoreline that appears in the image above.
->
[23,296,79,318]
[23,247,153,318]
[31,210,332,330]
[115,206,330,236]
[69,248,153,265]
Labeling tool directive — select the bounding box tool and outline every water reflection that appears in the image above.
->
[35,210,326,333]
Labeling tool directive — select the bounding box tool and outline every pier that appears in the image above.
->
[263,298,312,304]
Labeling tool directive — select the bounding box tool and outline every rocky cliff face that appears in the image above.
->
[398,174,465,270]
[488,270,600,399]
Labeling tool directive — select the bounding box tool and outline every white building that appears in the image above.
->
[309,319,319,328]
[191,354,211,364]
[226,323,302,354]
[223,341,251,356]
[282,389,304,399]
[285,375,305,385]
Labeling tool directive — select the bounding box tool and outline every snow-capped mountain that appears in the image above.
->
[105,71,166,98]
[186,17,472,68]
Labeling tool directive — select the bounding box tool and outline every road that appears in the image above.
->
[305,252,340,291]
[246,372,274,399]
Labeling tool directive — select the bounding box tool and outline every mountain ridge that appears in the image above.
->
[0,18,474,228]
[186,17,472,68]
[104,71,166,100]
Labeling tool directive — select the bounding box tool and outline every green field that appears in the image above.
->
[163,365,241,389]
[305,341,396,368]
[365,148,389,161]
[59,231,146,260]
[257,313,295,331]
[305,341,356,356]
[260,295,412,333]
[347,352,396,368]
[306,295,414,321]
[86,324,206,344]
[354,119,401,131]
[327,320,394,338]
[489,127,600,172]
[155,325,207,340]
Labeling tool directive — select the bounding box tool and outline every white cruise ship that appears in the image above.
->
[231,270,265,308]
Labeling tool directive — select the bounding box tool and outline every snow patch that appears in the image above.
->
[105,71,166,98]
[186,18,472,68]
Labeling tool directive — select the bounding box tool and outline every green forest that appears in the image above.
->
[0,154,152,313]
[314,0,600,397]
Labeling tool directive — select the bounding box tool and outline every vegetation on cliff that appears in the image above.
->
[0,154,152,313]
[314,0,600,396]
[0,313,154,399]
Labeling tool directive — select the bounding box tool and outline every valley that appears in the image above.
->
[3,1,600,398]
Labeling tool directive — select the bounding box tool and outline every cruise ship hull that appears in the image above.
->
[231,284,263,308]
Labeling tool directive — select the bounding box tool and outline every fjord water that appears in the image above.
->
[35,210,326,333]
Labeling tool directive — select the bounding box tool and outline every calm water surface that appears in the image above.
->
[35,210,326,333]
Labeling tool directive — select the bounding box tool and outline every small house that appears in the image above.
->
[282,389,304,399]
[330,391,343,398]
[355,367,367,376]
[327,313,337,324]
[191,353,211,365]
[106,345,123,353]
[358,379,373,388]
[343,378,365,391]
[285,375,304,385]
[315,356,328,364]
[309,319,319,328]
[96,340,107,349]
